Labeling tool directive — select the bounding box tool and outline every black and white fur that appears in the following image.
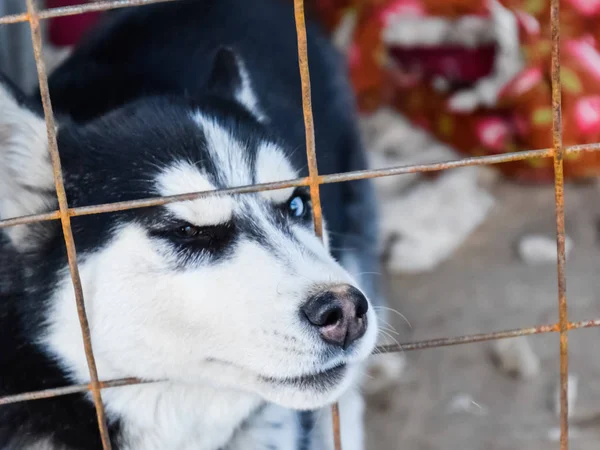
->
[0,1,387,449]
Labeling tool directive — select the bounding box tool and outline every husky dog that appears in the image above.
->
[0,0,388,448]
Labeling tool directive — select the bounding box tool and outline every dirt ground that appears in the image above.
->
[365,179,600,450]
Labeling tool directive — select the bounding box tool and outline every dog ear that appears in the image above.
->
[0,74,56,251]
[205,47,266,122]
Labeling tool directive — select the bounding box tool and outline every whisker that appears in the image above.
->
[374,306,412,329]
[379,325,399,336]
[376,316,399,335]
[328,247,359,252]
[354,271,382,277]
[378,329,403,353]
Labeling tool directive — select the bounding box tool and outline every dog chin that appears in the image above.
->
[254,362,363,410]
[253,319,377,409]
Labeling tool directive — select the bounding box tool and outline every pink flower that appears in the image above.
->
[378,0,425,27]
[580,34,597,47]
[565,39,600,81]
[515,10,540,36]
[500,67,543,98]
[575,96,600,134]
[476,117,511,151]
[512,113,529,137]
[565,0,600,16]
[348,43,361,68]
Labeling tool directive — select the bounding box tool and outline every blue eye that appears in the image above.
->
[289,196,306,218]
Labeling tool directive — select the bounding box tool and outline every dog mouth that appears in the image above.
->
[260,363,347,390]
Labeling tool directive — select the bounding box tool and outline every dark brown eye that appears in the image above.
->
[153,221,237,255]
[174,225,201,239]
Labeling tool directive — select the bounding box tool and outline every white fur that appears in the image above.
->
[14,437,67,450]
[319,387,365,450]
[227,403,301,450]
[255,142,297,203]
[231,55,268,123]
[103,382,261,450]
[193,113,253,187]
[156,163,235,225]
[0,85,55,249]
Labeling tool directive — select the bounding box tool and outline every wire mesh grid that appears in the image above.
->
[0,0,596,449]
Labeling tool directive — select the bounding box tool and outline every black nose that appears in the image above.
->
[301,285,369,350]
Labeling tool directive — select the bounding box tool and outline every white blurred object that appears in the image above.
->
[363,352,406,395]
[42,44,73,75]
[360,108,495,273]
[546,428,561,442]
[518,234,574,264]
[381,167,494,273]
[332,9,358,54]
[382,16,494,48]
[547,426,581,441]
[492,336,540,379]
[0,0,38,93]
[447,0,524,113]
[446,393,487,415]
[553,374,578,418]
[379,0,523,113]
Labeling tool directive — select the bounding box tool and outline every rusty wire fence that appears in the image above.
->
[0,0,597,449]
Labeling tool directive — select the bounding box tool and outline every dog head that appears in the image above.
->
[0,48,378,410]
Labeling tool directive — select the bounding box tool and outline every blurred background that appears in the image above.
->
[3,0,600,449]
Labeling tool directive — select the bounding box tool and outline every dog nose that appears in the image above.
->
[301,285,369,349]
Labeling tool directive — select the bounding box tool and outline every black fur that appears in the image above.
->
[0,0,383,448]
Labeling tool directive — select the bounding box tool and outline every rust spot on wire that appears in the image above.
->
[320,147,554,184]
[0,0,179,25]
[292,0,337,446]
[0,179,309,229]
[25,1,111,448]
[0,378,144,406]
[376,319,600,354]
[549,0,570,447]
[293,0,324,239]
[4,144,600,231]
[73,178,311,216]
[0,149,550,229]
[376,323,560,354]
[7,143,600,232]
[2,319,600,406]
[0,210,62,229]
[331,402,342,450]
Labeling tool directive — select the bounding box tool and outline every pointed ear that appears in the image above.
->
[205,47,266,122]
[0,74,56,251]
